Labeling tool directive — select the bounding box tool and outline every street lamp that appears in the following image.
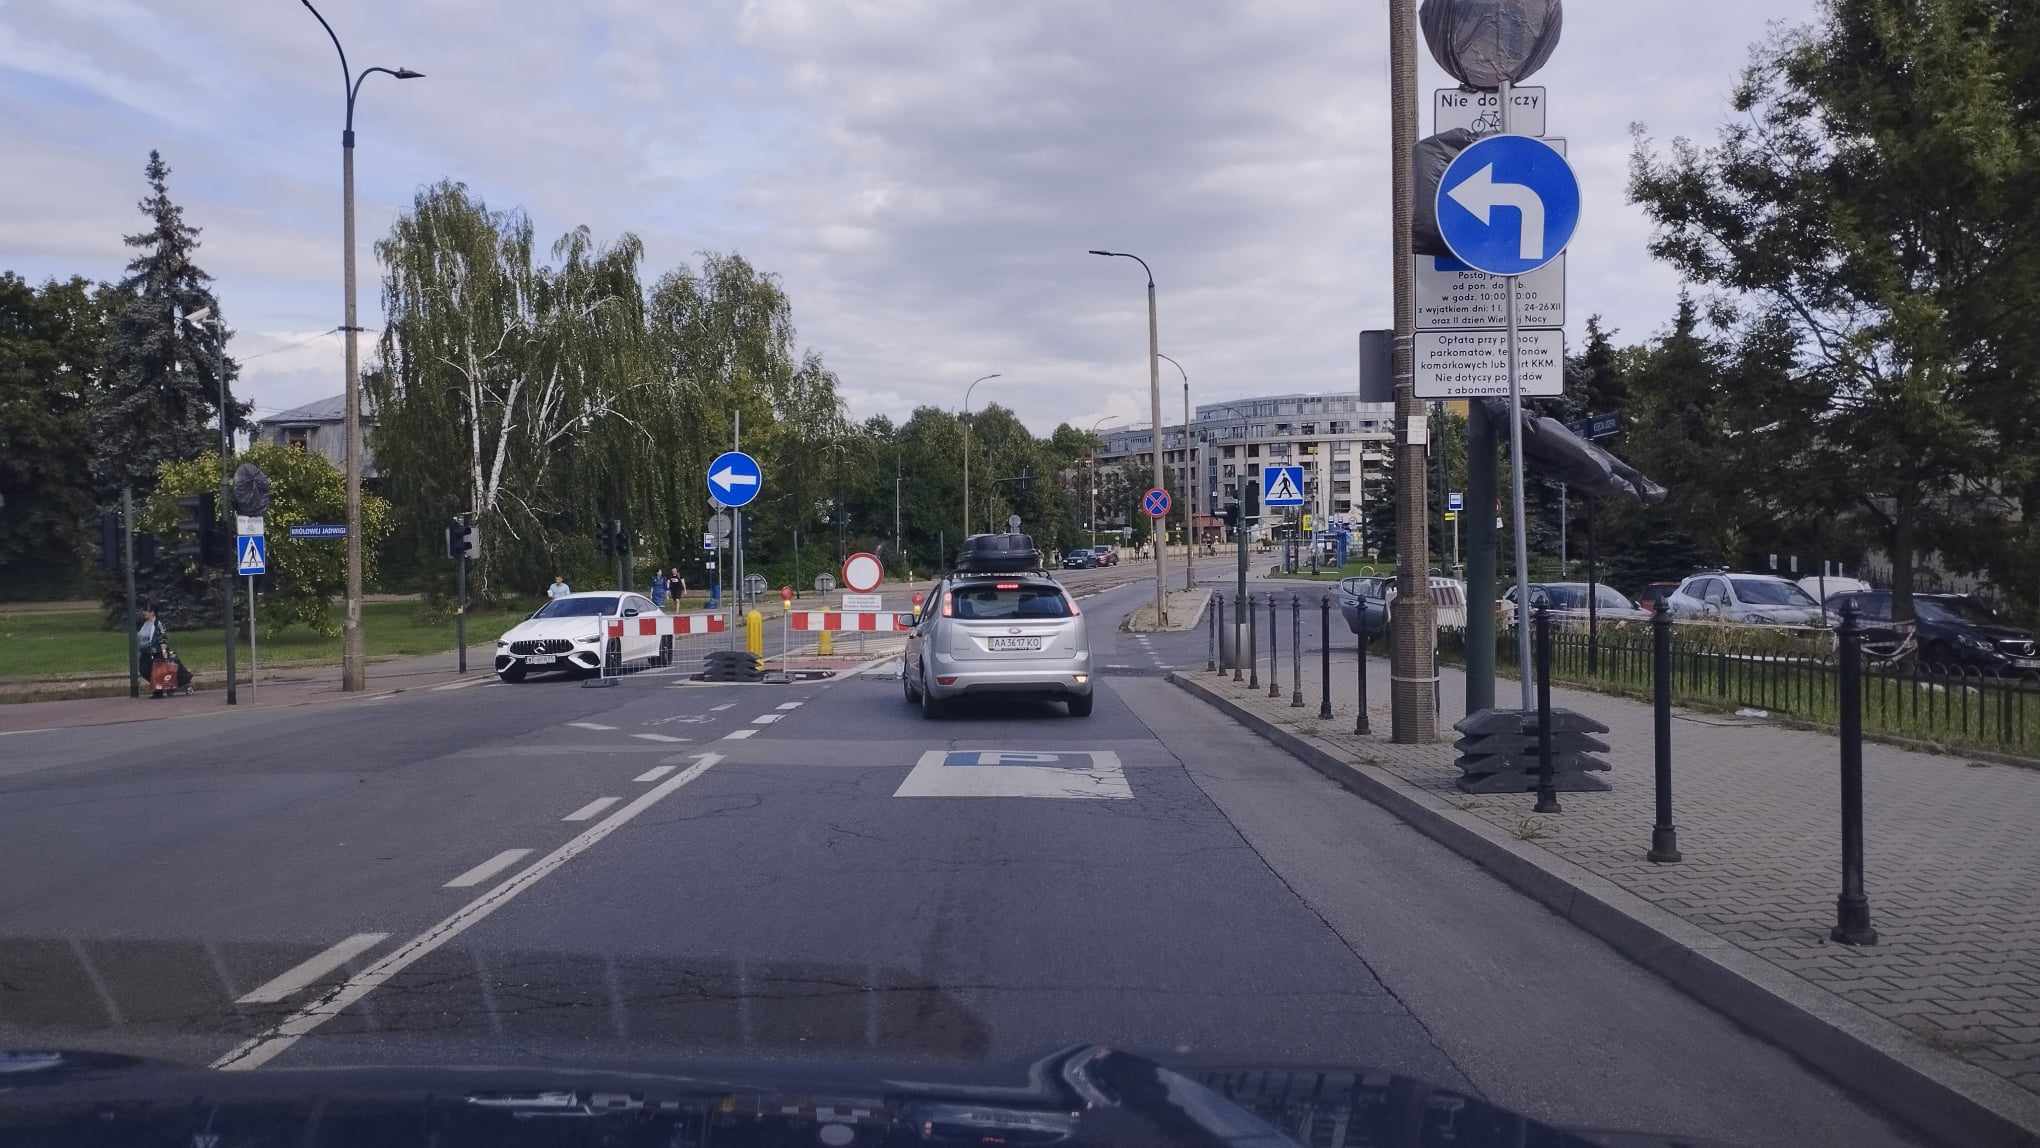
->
[961,373,1002,540]
[1087,415,1121,553]
[1088,249,1167,624]
[301,0,422,693]
[1157,352,1194,588]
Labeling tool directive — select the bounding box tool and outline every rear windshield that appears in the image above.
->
[952,584,1072,620]
[533,596,621,618]
[1731,578,1817,607]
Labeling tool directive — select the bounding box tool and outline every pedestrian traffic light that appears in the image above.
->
[446,518,477,560]
[1222,502,1241,529]
[174,492,218,562]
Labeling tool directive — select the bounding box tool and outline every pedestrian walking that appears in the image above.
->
[137,605,192,697]
[671,567,687,607]
[547,574,571,601]
[649,569,669,608]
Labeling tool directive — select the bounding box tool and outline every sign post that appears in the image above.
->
[235,526,267,698]
[1435,107,1582,714]
[708,448,763,644]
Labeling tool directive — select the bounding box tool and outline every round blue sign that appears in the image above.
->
[706,450,763,508]
[1435,134,1581,277]
[1141,487,1172,519]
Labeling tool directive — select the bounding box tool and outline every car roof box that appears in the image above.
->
[956,532,1040,573]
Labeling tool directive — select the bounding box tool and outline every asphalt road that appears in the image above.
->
[0,576,1928,1146]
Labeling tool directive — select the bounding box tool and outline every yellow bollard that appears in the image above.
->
[746,610,764,657]
[819,628,833,656]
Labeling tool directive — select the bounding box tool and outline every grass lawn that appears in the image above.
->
[0,601,535,681]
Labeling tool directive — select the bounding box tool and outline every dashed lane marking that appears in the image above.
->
[634,765,676,782]
[444,849,533,889]
[776,701,804,711]
[631,733,689,743]
[722,728,758,741]
[236,933,390,1004]
[562,796,621,822]
[567,722,617,731]
[711,703,736,712]
[212,753,725,1072]
[751,714,782,725]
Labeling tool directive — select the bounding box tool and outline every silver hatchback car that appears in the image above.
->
[903,573,1093,717]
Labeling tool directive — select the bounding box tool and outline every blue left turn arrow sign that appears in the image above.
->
[707,450,763,508]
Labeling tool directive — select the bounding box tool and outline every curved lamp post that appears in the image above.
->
[1088,249,1167,625]
[961,373,1002,539]
[1157,352,1194,589]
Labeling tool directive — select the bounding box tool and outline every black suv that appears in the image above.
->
[1826,590,2039,676]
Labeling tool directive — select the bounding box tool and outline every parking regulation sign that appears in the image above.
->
[1141,487,1172,519]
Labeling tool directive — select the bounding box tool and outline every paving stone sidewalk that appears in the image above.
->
[1189,642,2040,1107]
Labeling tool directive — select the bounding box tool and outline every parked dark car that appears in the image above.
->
[1826,590,2040,676]
[1062,548,1095,569]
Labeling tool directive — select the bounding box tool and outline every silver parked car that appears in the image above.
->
[1664,573,1824,626]
[903,572,1093,717]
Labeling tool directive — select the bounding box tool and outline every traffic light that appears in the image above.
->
[174,492,219,563]
[1222,502,1241,530]
[446,518,477,560]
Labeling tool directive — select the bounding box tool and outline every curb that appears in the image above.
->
[1168,670,2040,1148]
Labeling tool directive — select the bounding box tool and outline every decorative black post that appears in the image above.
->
[1649,595,1681,862]
[1533,605,1561,814]
[1831,601,1878,945]
[1269,593,1282,699]
[1208,590,1219,672]
[1247,592,1258,690]
[1319,595,1334,720]
[1290,596,1304,707]
[1230,591,1243,682]
[1355,607,1371,735]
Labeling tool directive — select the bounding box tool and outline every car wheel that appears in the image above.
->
[919,666,944,719]
[903,660,920,703]
[496,664,527,683]
[1067,692,1094,717]
[659,636,673,668]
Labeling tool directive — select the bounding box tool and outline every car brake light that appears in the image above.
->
[941,591,953,618]
[995,582,1020,590]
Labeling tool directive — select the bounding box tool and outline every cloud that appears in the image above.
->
[0,0,1820,430]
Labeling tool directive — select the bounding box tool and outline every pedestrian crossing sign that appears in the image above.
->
[1262,465,1306,507]
[236,534,267,576]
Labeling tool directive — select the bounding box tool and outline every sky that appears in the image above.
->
[0,1,1819,435]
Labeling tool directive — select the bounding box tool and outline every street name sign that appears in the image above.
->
[1262,466,1306,508]
[1415,330,1565,398]
[289,523,346,539]
[706,451,762,508]
[1436,134,1581,278]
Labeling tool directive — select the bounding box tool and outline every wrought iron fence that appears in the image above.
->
[1497,624,2040,759]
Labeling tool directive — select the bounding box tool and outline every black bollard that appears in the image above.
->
[1208,590,1219,672]
[1269,594,1282,699]
[1232,591,1244,682]
[1649,595,1681,862]
[1319,595,1334,720]
[1831,602,1878,945]
[1290,596,1304,707]
[1355,607,1371,735]
[1247,593,1259,691]
[1533,605,1561,813]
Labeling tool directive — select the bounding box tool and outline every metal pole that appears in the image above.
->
[1465,403,1498,713]
[1388,0,1437,742]
[1235,494,1247,676]
[1501,76,1534,716]
[1320,595,1334,720]
[1832,602,1878,944]
[1290,596,1304,707]
[1649,598,1681,862]
[214,318,236,706]
[1146,280,1168,625]
[1586,495,1600,674]
[1533,605,1560,813]
[456,549,468,673]
[248,575,258,696]
[1247,593,1259,690]
[1268,593,1281,699]
[340,122,365,693]
[1559,481,1568,573]
[1356,608,1371,735]
[1208,589,1218,672]
[123,485,138,699]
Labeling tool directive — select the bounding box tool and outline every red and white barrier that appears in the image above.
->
[788,611,911,632]
[606,612,729,638]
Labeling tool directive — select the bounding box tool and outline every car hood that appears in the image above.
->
[1930,622,2036,643]
[499,616,608,643]
[0,1046,1716,1147]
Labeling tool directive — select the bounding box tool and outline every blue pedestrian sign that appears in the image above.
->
[1141,487,1172,519]
[706,450,763,508]
[236,534,267,576]
[1436,134,1581,277]
[1262,465,1306,507]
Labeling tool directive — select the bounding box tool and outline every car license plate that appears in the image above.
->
[523,655,558,665]
[2016,657,2040,670]
[988,637,1041,652]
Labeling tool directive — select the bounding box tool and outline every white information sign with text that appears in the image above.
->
[1415,329,1566,399]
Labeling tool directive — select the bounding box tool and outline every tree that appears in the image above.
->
[94,151,244,621]
[1630,0,2034,620]
[0,274,108,598]
[142,445,394,636]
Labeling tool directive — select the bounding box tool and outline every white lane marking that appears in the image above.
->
[721,728,758,741]
[566,721,617,731]
[236,933,390,1004]
[562,796,621,821]
[711,703,736,712]
[364,693,400,703]
[212,754,724,1071]
[895,750,1132,800]
[634,765,676,782]
[430,677,492,692]
[631,732,689,743]
[751,714,782,725]
[775,701,804,711]
[443,848,533,889]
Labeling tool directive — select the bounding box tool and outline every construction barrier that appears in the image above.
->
[788,611,913,632]
[605,612,728,638]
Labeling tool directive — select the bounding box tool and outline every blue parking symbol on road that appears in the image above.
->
[1436,134,1581,277]
[706,450,763,508]
[1262,465,1306,507]
[944,751,1085,768]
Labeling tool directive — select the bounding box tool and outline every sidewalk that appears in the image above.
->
[1173,642,2040,1146]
